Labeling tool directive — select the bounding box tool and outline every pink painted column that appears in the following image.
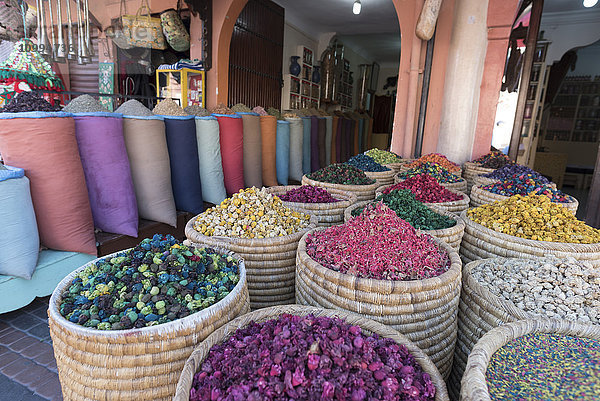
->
[471,0,520,159]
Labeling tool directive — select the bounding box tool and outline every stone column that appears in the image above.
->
[436,0,488,164]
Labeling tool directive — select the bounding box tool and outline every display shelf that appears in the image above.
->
[541,75,600,166]
[282,46,320,110]
[155,68,205,109]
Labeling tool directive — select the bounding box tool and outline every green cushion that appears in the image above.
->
[0,250,95,314]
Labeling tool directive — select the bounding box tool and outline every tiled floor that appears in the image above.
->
[0,297,62,401]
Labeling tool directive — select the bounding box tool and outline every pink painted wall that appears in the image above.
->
[421,0,456,156]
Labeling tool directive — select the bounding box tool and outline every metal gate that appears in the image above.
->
[228,0,284,109]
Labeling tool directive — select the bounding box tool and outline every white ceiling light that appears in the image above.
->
[353,0,362,15]
[583,0,598,7]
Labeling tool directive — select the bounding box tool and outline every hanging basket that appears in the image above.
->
[469,185,578,214]
[301,174,380,202]
[48,246,250,401]
[296,227,462,379]
[376,183,470,215]
[459,210,600,267]
[185,213,317,310]
[265,185,357,227]
[460,318,600,401]
[345,201,465,252]
[174,305,450,401]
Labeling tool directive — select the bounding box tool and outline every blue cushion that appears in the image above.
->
[0,250,95,314]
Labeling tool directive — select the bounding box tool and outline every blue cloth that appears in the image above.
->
[302,117,311,175]
[276,120,290,185]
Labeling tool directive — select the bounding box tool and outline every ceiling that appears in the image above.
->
[544,0,599,13]
[273,0,400,64]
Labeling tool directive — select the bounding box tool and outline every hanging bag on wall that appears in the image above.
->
[0,0,24,41]
[160,0,190,52]
[260,115,278,186]
[121,0,168,50]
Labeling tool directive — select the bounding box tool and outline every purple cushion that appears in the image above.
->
[74,113,138,237]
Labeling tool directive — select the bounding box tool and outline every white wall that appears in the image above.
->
[541,9,600,64]
[567,39,600,77]
[282,23,318,78]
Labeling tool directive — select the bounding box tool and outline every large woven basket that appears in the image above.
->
[399,163,463,178]
[376,184,470,214]
[48,246,250,401]
[185,214,317,310]
[447,258,548,399]
[302,174,380,202]
[395,174,468,193]
[265,185,357,227]
[472,174,499,187]
[384,162,404,173]
[345,201,466,252]
[364,169,396,186]
[469,185,578,214]
[296,228,462,379]
[174,304,449,401]
[460,318,600,401]
[459,210,600,267]
[462,162,494,195]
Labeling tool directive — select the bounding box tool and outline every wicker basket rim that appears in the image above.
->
[48,244,247,339]
[185,211,318,246]
[174,305,448,401]
[460,210,599,250]
[461,318,600,401]
[264,185,358,208]
[375,184,470,205]
[394,173,466,185]
[302,174,380,190]
[471,184,578,205]
[297,225,462,290]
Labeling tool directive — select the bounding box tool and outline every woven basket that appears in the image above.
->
[376,184,470,214]
[345,201,465,252]
[265,185,357,228]
[384,162,404,173]
[399,163,463,178]
[460,318,600,401]
[459,210,600,267]
[302,174,380,202]
[174,304,449,401]
[296,228,462,378]
[473,175,499,187]
[395,174,468,193]
[364,169,396,186]
[185,213,317,310]
[462,163,495,196]
[48,246,250,401]
[469,185,578,214]
[447,258,545,398]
